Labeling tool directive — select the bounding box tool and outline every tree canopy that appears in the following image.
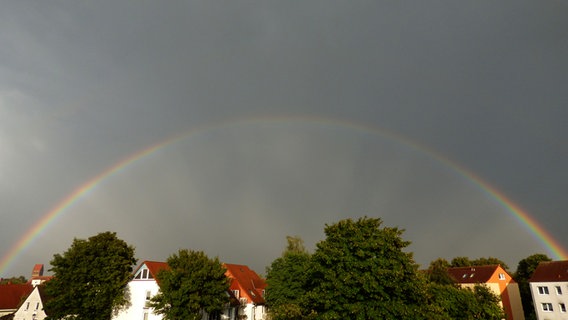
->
[265,236,311,320]
[149,249,229,320]
[44,231,136,320]
[304,217,433,319]
[514,253,552,320]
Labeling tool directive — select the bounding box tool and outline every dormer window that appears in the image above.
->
[134,266,153,280]
[498,273,506,280]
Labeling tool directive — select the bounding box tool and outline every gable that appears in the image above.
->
[132,261,168,281]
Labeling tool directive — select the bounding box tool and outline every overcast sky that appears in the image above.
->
[1,1,567,277]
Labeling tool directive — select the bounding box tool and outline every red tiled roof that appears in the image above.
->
[0,284,33,310]
[143,261,169,278]
[447,265,500,284]
[530,260,568,282]
[224,263,266,305]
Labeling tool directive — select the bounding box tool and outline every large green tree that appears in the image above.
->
[44,231,136,320]
[265,236,312,320]
[514,253,552,320]
[149,249,229,320]
[304,217,433,319]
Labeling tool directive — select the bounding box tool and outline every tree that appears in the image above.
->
[149,249,229,320]
[0,276,27,284]
[427,258,454,285]
[44,231,136,320]
[304,217,434,319]
[265,236,311,320]
[428,283,505,320]
[514,253,552,320]
[450,256,508,270]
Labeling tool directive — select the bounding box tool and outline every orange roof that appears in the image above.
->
[447,265,502,284]
[0,284,33,310]
[224,263,266,305]
[530,260,568,282]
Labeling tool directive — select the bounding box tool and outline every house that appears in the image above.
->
[3,264,52,320]
[0,284,34,318]
[529,260,568,320]
[113,260,241,320]
[12,285,48,320]
[113,261,169,320]
[447,265,525,320]
[224,263,267,320]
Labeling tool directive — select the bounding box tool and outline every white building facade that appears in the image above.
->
[530,261,568,320]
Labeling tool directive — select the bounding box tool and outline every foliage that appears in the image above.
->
[450,256,508,270]
[427,258,454,285]
[44,232,136,320]
[428,283,505,319]
[265,236,311,320]
[514,253,552,320]
[0,276,27,284]
[304,217,433,319]
[149,249,229,320]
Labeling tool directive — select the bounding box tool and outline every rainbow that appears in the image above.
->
[1,116,566,275]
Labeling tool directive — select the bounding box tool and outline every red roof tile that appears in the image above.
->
[530,260,568,282]
[224,263,266,305]
[143,261,169,278]
[0,284,33,310]
[447,265,500,284]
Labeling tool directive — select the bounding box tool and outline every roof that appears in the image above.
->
[0,284,33,310]
[447,265,503,284]
[530,260,568,282]
[143,261,169,278]
[224,263,266,305]
[31,264,44,277]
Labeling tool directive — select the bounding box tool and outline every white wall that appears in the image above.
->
[12,287,47,320]
[530,281,568,320]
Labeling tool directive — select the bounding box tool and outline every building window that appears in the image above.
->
[542,303,554,312]
[538,286,550,295]
[143,312,149,320]
[35,302,40,310]
[556,286,563,294]
[25,302,30,310]
[498,273,506,280]
[560,303,567,313]
[232,290,239,299]
[146,291,152,301]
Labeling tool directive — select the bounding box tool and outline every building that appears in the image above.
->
[0,284,34,318]
[529,260,568,320]
[224,264,267,320]
[113,260,244,320]
[447,265,525,320]
[12,286,48,320]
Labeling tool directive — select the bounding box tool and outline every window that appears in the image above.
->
[35,302,40,310]
[134,267,152,280]
[25,302,30,310]
[232,290,239,299]
[498,273,506,280]
[146,291,152,301]
[542,303,553,312]
[143,312,149,320]
[556,286,563,294]
[560,303,566,313]
[538,286,550,294]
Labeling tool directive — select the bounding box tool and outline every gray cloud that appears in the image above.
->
[0,0,566,275]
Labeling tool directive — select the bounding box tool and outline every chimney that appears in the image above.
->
[32,264,44,277]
